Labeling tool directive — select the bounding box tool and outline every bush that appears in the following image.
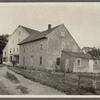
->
[16,85,29,94]
[6,71,19,83]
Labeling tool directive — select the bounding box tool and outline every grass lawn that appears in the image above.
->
[8,66,100,95]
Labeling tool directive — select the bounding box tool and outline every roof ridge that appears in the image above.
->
[19,25,40,34]
[41,24,62,33]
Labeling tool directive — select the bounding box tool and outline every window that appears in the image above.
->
[18,39,20,43]
[13,40,14,44]
[94,60,98,67]
[40,56,42,65]
[17,48,18,52]
[10,48,11,53]
[23,45,25,53]
[5,52,6,55]
[56,58,60,65]
[10,56,12,62]
[61,32,65,37]
[19,31,21,35]
[77,59,81,66]
[61,41,65,50]
[13,48,15,52]
[3,57,6,62]
[40,43,42,50]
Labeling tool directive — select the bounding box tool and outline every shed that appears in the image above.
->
[61,51,92,73]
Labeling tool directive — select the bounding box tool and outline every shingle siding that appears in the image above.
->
[47,24,83,70]
[19,24,83,71]
[19,39,48,69]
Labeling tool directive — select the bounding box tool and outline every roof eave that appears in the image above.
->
[18,37,47,45]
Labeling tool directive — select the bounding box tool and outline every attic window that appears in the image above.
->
[61,32,65,37]
[61,41,65,50]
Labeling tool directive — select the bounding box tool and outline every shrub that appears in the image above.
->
[6,71,19,83]
[16,85,29,94]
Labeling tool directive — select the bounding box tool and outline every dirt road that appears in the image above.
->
[0,65,65,95]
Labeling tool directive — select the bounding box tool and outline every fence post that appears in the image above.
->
[99,75,100,94]
[78,75,81,93]
[92,79,97,90]
[64,66,66,84]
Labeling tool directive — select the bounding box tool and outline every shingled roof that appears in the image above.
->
[18,24,61,45]
[20,25,40,35]
[63,50,92,59]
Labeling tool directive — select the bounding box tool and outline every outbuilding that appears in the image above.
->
[61,50,100,73]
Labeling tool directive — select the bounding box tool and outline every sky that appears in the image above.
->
[0,3,100,49]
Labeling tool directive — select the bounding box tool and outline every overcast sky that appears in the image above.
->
[0,3,100,49]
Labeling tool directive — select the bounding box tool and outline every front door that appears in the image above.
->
[65,59,69,72]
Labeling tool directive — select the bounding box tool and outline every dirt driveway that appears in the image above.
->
[0,65,65,95]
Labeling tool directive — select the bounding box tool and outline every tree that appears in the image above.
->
[0,34,9,55]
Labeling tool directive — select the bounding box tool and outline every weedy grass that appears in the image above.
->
[16,85,29,94]
[6,71,20,83]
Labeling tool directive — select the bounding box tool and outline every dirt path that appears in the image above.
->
[0,65,65,95]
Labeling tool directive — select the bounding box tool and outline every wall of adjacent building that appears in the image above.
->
[3,26,30,66]
[19,38,48,70]
[93,60,100,73]
[47,24,83,70]
[73,58,89,72]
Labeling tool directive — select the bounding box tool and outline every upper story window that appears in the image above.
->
[23,45,25,53]
[13,48,15,52]
[19,31,21,36]
[13,40,14,44]
[5,52,6,55]
[61,32,65,37]
[40,43,42,50]
[77,59,81,67]
[10,48,11,53]
[17,48,18,52]
[18,39,20,43]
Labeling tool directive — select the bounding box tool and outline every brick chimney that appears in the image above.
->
[48,24,51,30]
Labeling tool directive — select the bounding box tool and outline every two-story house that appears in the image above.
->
[18,24,84,71]
[3,25,40,66]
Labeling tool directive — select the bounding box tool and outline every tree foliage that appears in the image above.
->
[0,34,9,55]
[82,46,100,58]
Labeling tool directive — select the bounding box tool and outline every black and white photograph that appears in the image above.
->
[0,2,100,97]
